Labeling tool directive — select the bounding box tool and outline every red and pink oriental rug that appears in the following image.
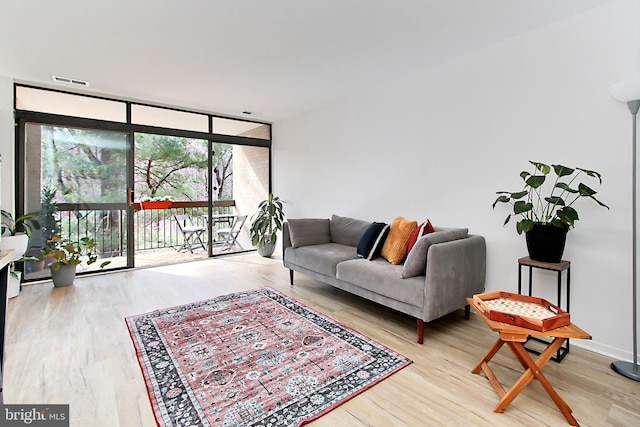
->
[126,287,411,426]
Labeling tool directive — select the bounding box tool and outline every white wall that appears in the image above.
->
[273,0,640,360]
[0,75,14,213]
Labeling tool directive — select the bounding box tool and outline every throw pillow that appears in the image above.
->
[407,219,435,253]
[287,218,331,248]
[401,228,469,278]
[381,216,418,265]
[356,222,390,260]
[330,214,372,246]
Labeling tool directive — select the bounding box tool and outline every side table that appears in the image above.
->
[468,297,591,426]
[518,256,571,362]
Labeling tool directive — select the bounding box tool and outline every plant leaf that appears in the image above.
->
[517,219,534,234]
[510,191,529,200]
[525,175,545,189]
[577,167,603,184]
[22,222,34,238]
[0,210,12,222]
[578,183,597,197]
[16,256,40,263]
[552,164,574,177]
[530,161,551,175]
[492,195,510,208]
[544,196,565,206]
[557,206,579,225]
[589,195,610,209]
[555,182,578,193]
[513,201,533,214]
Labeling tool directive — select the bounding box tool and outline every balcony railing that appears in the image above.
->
[51,200,236,257]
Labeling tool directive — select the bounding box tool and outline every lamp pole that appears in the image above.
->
[611,98,640,381]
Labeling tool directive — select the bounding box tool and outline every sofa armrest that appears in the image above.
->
[423,235,486,321]
[282,222,292,251]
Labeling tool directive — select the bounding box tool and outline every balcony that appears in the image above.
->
[24,199,250,281]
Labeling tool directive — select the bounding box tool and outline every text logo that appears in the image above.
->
[1,405,69,426]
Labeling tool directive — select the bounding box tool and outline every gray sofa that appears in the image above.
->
[282,215,486,343]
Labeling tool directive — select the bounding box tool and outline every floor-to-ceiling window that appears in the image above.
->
[22,123,130,280]
[14,84,271,282]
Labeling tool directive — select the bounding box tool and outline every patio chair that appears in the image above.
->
[217,215,247,251]
[175,214,206,253]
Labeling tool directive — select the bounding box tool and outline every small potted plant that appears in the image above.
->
[493,161,609,262]
[1,210,42,296]
[6,255,40,298]
[1,210,40,237]
[249,194,285,257]
[140,195,173,210]
[1,209,41,262]
[43,235,111,287]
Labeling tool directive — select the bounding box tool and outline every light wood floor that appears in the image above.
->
[5,253,639,426]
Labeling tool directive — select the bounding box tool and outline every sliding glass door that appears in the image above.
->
[132,133,260,263]
[133,133,209,259]
[22,123,131,280]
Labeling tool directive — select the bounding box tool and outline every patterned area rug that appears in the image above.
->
[126,287,411,426]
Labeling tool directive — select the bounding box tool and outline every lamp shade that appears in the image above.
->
[611,78,640,102]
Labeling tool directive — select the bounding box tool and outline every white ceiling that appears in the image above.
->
[0,0,611,123]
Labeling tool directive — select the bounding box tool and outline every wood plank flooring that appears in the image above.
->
[4,253,639,426]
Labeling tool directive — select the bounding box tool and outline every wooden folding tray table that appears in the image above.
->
[467,297,591,426]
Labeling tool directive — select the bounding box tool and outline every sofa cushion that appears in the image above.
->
[336,258,425,307]
[285,243,358,277]
[381,216,418,265]
[407,219,435,253]
[288,218,331,248]
[401,228,469,278]
[330,215,372,247]
[357,222,390,260]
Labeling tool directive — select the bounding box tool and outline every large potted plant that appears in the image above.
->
[493,161,609,262]
[249,194,285,257]
[39,186,61,248]
[24,186,61,274]
[43,235,111,287]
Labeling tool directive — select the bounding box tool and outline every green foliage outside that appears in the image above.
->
[41,126,128,202]
[41,127,234,203]
[37,126,234,256]
[135,133,206,200]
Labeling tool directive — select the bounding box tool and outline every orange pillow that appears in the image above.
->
[381,216,418,265]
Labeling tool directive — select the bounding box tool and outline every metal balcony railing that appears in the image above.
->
[52,200,236,256]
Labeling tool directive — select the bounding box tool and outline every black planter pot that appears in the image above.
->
[525,223,569,263]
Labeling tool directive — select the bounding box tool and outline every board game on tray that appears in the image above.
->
[473,291,570,331]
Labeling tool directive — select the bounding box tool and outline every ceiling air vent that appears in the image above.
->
[52,75,90,87]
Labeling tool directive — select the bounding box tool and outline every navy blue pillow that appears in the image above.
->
[357,222,390,260]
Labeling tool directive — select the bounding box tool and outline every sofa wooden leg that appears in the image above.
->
[465,304,470,320]
[289,269,294,286]
[417,319,424,344]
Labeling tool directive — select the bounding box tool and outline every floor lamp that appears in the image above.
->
[611,78,640,382]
